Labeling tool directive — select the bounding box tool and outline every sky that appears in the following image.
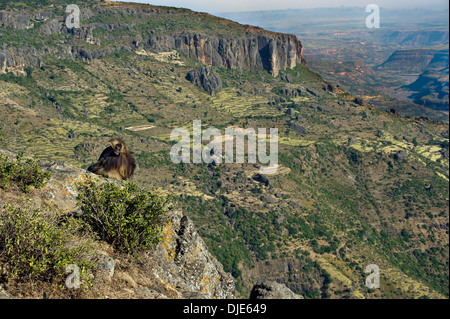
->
[111,0,449,13]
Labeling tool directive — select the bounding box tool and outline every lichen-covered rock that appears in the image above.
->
[152,210,236,299]
[37,159,104,212]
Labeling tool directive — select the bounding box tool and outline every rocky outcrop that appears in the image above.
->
[394,150,407,161]
[290,123,306,135]
[250,280,303,299]
[152,210,235,298]
[353,97,365,106]
[0,149,235,299]
[306,88,319,97]
[252,173,273,187]
[280,87,303,98]
[0,49,16,74]
[0,46,43,75]
[0,11,33,29]
[0,286,13,299]
[186,67,222,95]
[149,32,303,77]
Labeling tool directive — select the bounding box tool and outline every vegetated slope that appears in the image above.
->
[0,0,448,299]
[0,149,236,299]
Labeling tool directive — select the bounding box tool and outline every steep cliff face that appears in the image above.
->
[0,1,304,77]
[0,49,17,75]
[149,31,303,77]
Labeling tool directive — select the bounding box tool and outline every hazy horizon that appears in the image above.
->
[111,0,449,13]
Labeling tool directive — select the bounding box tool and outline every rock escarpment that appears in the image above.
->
[0,1,304,77]
[150,32,303,77]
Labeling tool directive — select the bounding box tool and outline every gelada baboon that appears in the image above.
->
[87,137,136,180]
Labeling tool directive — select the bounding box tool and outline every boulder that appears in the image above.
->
[354,97,365,106]
[280,73,292,83]
[394,150,407,161]
[286,108,295,116]
[186,67,222,96]
[290,123,306,135]
[306,88,318,97]
[252,173,272,187]
[260,195,275,204]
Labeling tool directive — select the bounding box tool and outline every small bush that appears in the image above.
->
[0,152,51,193]
[347,148,362,165]
[0,205,92,282]
[77,181,172,255]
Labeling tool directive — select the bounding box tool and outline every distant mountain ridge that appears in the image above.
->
[217,6,449,119]
[403,49,449,111]
[0,1,304,77]
[376,49,437,74]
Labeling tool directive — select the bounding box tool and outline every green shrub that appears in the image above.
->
[77,181,172,254]
[0,205,92,282]
[0,153,51,193]
[347,148,362,165]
